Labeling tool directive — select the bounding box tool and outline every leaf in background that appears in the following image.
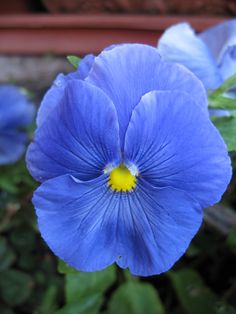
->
[58,260,77,274]
[169,269,216,314]
[67,56,81,69]
[212,116,236,151]
[0,237,15,270]
[215,304,236,314]
[185,244,201,258]
[169,269,236,314]
[65,266,116,304]
[55,293,103,314]
[40,284,60,314]
[208,95,236,110]
[209,74,236,98]
[227,226,236,249]
[0,160,37,194]
[0,304,14,314]
[9,224,36,253]
[107,281,165,314]
[0,269,33,306]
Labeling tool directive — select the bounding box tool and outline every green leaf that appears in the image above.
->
[169,269,236,314]
[0,237,15,270]
[66,266,116,303]
[215,304,236,314]
[209,73,236,98]
[227,226,236,248]
[0,160,37,194]
[67,56,81,69]
[208,95,236,110]
[169,269,216,314]
[58,259,77,274]
[10,224,36,252]
[0,269,33,306]
[212,116,236,151]
[0,305,15,314]
[40,285,59,314]
[208,73,236,110]
[185,244,201,258]
[56,293,103,314]
[107,281,166,314]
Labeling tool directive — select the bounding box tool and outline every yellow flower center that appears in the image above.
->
[109,164,136,192]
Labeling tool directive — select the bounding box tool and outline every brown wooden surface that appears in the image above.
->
[0,14,226,55]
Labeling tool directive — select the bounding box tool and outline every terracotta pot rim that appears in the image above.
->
[0,14,227,31]
[0,14,228,55]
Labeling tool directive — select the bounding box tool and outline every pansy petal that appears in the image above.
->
[0,130,26,164]
[34,174,202,276]
[117,180,202,276]
[124,90,231,208]
[36,73,67,127]
[27,80,120,182]
[209,109,230,117]
[36,54,95,127]
[34,174,119,271]
[219,46,236,81]
[0,85,35,129]
[158,23,222,90]
[86,44,208,146]
[74,54,95,79]
[200,19,236,63]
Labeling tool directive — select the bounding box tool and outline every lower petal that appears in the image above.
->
[34,173,202,276]
[34,174,119,271]
[116,179,202,276]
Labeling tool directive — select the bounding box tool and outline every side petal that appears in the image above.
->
[117,180,202,276]
[0,130,26,164]
[86,43,208,147]
[36,73,67,127]
[200,19,236,63]
[34,174,202,276]
[157,23,222,90]
[124,90,232,208]
[0,85,35,129]
[27,80,120,182]
[34,174,119,271]
[36,54,95,127]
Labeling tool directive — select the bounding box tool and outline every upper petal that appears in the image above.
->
[27,80,120,182]
[86,43,208,147]
[0,85,35,130]
[124,90,232,208]
[157,23,223,90]
[200,19,236,63]
[36,54,95,127]
[34,173,202,276]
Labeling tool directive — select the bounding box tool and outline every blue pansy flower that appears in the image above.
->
[36,54,95,127]
[157,20,236,92]
[0,85,35,165]
[26,44,231,276]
